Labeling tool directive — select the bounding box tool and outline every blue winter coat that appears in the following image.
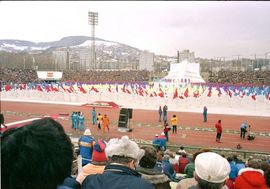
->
[162,159,178,182]
[159,138,167,150]
[229,161,239,180]
[152,138,160,147]
[81,164,155,189]
[79,135,94,165]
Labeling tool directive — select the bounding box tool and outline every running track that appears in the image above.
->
[2,101,270,153]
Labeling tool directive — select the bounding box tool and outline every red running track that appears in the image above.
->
[1,101,270,153]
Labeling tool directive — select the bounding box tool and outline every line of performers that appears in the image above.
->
[71,111,85,131]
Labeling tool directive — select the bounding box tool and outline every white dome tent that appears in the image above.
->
[161,60,205,84]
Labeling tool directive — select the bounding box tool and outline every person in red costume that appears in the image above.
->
[215,120,222,143]
[234,159,268,189]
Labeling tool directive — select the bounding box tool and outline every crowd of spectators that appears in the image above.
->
[209,70,270,85]
[0,68,150,84]
[0,68,39,84]
[1,68,270,85]
[62,70,150,82]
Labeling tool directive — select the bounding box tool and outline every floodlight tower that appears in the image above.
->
[88,11,98,70]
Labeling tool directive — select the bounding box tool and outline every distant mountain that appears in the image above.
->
[0,36,141,53]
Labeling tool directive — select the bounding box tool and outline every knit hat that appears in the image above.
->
[105,136,145,161]
[84,129,91,136]
[195,152,230,183]
[92,140,107,162]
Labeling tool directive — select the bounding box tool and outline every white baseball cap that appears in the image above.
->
[83,129,92,136]
[105,136,145,161]
[195,152,230,183]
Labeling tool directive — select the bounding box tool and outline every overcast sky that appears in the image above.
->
[0,1,270,59]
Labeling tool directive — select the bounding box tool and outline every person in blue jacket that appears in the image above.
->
[152,134,160,149]
[78,112,85,131]
[70,112,75,129]
[91,107,97,125]
[158,132,167,151]
[203,106,208,122]
[73,112,79,130]
[227,156,239,181]
[78,129,95,166]
[158,106,163,122]
[162,154,180,182]
[81,136,155,189]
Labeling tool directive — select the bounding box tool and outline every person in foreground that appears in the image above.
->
[177,152,230,189]
[81,135,155,189]
[1,117,80,189]
[136,146,171,189]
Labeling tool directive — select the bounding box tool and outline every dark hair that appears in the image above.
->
[218,120,221,123]
[139,146,157,168]
[197,176,225,189]
[261,161,270,187]
[248,159,262,169]
[108,155,134,164]
[181,152,187,158]
[227,157,233,162]
[1,118,73,189]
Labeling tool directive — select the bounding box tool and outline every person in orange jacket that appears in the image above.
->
[102,114,110,133]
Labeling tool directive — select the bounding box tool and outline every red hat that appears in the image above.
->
[92,140,107,163]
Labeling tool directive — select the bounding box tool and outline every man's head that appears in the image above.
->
[194,152,230,189]
[1,117,73,189]
[105,136,144,169]
[139,146,157,169]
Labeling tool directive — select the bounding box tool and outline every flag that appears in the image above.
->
[122,85,126,93]
[216,87,222,97]
[193,90,199,98]
[51,86,59,92]
[139,90,144,96]
[251,94,256,101]
[79,86,87,94]
[207,88,212,97]
[158,88,164,98]
[144,90,148,96]
[173,88,178,99]
[126,88,132,94]
[184,88,189,98]
[108,86,112,93]
[45,86,51,92]
[240,92,246,98]
[37,85,43,92]
[91,86,99,93]
[69,85,75,93]
[19,83,26,90]
[227,90,232,98]
[179,95,184,99]
[5,85,12,91]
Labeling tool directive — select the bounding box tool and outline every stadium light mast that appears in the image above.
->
[88,11,98,70]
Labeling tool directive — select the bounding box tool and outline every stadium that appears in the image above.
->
[1,2,270,189]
